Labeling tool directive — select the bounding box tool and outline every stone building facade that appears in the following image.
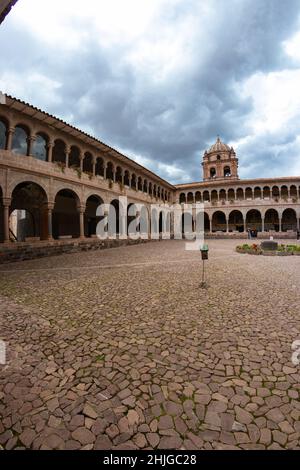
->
[0,95,174,245]
[176,137,300,236]
[0,95,300,255]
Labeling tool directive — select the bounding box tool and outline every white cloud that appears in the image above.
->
[284,30,300,62]
[121,149,190,183]
[0,72,62,108]
[238,69,300,134]
[2,0,300,181]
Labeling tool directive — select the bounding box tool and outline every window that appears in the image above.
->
[224,166,231,177]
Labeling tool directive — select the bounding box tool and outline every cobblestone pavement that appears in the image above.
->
[0,239,299,450]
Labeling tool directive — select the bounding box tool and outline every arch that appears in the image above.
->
[236,188,244,200]
[143,179,148,193]
[246,209,262,231]
[83,152,93,174]
[204,212,210,232]
[254,186,262,199]
[187,192,194,203]
[12,124,29,156]
[153,184,157,198]
[263,186,270,199]
[52,139,66,165]
[290,185,297,200]
[212,211,226,232]
[0,118,8,149]
[272,185,279,199]
[159,209,170,236]
[179,193,186,204]
[219,189,226,202]
[131,173,137,190]
[32,132,48,161]
[106,161,114,181]
[127,203,137,236]
[95,157,104,177]
[151,207,159,237]
[211,190,218,203]
[228,188,235,201]
[110,199,120,235]
[115,166,123,184]
[148,182,153,196]
[195,191,201,203]
[127,203,149,238]
[157,186,161,199]
[281,185,288,200]
[245,187,253,200]
[203,190,210,202]
[124,170,130,187]
[85,194,104,237]
[224,166,231,177]
[264,208,279,232]
[138,177,143,191]
[69,146,81,169]
[210,167,216,178]
[10,181,48,241]
[282,208,297,232]
[53,189,80,239]
[228,210,244,232]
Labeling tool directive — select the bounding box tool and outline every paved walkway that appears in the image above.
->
[0,240,299,450]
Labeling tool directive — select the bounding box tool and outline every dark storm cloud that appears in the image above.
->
[1,0,300,182]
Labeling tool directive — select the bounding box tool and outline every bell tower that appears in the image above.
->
[202,136,239,182]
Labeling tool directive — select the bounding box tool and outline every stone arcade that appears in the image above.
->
[0,96,300,261]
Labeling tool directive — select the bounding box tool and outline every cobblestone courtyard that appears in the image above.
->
[0,240,299,450]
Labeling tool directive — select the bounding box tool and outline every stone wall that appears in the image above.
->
[0,238,153,264]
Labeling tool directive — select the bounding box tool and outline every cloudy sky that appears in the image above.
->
[1,0,300,184]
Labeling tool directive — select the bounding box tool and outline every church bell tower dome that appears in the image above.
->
[202,136,239,181]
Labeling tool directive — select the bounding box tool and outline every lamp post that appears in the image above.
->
[200,244,209,288]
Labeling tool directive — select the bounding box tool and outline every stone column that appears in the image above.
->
[27,135,36,157]
[92,159,96,177]
[243,216,247,232]
[209,217,212,233]
[47,140,54,163]
[279,217,282,233]
[226,217,229,233]
[297,216,300,231]
[3,198,11,243]
[262,216,265,232]
[79,151,84,172]
[65,145,71,168]
[78,207,85,239]
[6,127,15,151]
[47,203,54,240]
